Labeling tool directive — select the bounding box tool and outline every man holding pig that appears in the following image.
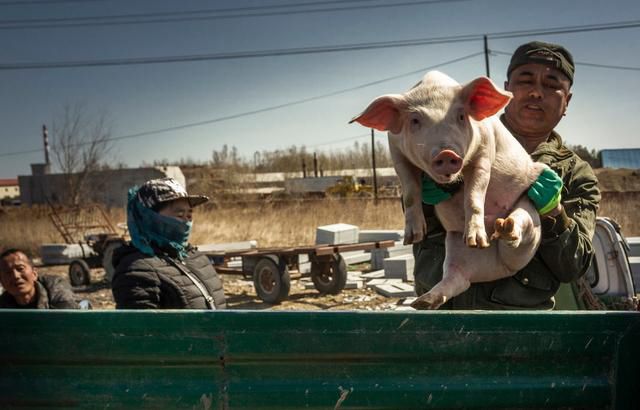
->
[413,41,600,309]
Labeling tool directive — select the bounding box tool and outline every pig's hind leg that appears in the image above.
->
[491,196,541,272]
[412,232,494,310]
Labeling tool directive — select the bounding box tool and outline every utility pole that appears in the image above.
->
[42,124,50,165]
[313,152,318,177]
[483,35,490,78]
[371,128,378,203]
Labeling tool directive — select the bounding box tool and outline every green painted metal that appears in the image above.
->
[0,310,638,409]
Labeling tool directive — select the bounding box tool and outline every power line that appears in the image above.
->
[2,20,639,70]
[0,35,480,70]
[0,52,482,158]
[0,0,110,5]
[493,50,640,71]
[0,0,469,29]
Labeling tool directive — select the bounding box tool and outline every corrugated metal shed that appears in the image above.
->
[599,149,640,169]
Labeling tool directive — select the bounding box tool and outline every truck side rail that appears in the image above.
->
[0,310,638,409]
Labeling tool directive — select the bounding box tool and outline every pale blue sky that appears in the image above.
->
[1,0,639,178]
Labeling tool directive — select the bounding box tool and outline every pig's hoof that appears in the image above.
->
[492,217,521,248]
[465,230,490,249]
[411,293,447,310]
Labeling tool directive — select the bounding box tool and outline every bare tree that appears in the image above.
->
[51,103,113,205]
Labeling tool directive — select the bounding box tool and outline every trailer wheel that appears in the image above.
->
[102,240,124,282]
[69,259,91,286]
[253,257,290,304]
[311,254,347,295]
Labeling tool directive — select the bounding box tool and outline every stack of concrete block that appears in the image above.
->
[370,241,413,270]
[316,223,359,245]
[382,254,415,282]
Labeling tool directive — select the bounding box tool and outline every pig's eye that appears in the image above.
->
[409,115,421,130]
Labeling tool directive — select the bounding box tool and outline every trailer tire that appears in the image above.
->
[311,254,347,295]
[69,259,91,286]
[253,257,290,304]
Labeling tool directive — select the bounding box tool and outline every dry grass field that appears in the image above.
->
[0,193,637,256]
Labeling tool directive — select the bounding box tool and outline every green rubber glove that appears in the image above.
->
[527,167,563,215]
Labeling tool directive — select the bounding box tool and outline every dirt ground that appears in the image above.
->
[41,264,409,311]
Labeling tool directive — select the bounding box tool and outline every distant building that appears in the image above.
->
[0,178,20,200]
[18,166,185,207]
[599,149,640,169]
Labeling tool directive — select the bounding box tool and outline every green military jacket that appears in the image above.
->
[413,130,601,310]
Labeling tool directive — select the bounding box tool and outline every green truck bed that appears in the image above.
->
[1,310,639,409]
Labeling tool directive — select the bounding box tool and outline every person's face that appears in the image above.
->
[0,251,38,302]
[504,63,572,139]
[158,198,193,222]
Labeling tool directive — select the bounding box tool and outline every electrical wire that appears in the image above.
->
[2,20,638,70]
[493,50,640,71]
[0,0,469,29]
[0,51,483,158]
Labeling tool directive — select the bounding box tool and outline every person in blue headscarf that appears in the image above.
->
[111,178,226,309]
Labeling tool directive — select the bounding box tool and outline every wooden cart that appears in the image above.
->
[205,240,395,303]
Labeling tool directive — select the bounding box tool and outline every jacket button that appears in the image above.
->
[522,277,530,285]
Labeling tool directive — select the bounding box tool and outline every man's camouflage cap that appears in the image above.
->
[135,177,208,210]
[507,41,575,85]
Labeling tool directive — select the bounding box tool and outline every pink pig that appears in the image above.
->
[351,71,550,309]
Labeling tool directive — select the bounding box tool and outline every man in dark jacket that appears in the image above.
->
[111,177,226,309]
[0,248,79,309]
[413,41,600,309]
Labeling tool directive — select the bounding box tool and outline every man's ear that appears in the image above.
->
[461,77,512,121]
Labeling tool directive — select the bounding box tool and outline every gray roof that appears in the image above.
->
[599,149,640,169]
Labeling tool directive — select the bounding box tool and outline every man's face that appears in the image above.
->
[0,252,38,302]
[158,198,193,222]
[504,63,572,139]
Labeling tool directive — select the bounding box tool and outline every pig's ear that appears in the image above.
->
[350,94,406,134]
[462,77,512,121]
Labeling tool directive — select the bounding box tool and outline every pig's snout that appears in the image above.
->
[432,150,462,176]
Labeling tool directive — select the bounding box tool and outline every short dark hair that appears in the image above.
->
[0,248,32,265]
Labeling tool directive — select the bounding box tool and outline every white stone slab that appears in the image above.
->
[358,230,404,243]
[343,252,371,265]
[366,278,404,287]
[316,223,359,245]
[360,270,385,279]
[383,254,415,281]
[372,282,416,298]
[197,240,258,252]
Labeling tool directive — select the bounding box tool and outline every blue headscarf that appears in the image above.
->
[127,187,192,259]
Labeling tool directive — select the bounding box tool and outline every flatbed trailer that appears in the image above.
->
[204,240,395,303]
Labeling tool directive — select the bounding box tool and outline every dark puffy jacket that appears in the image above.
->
[0,274,79,309]
[111,244,226,309]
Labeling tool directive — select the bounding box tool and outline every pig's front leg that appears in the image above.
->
[463,156,491,248]
[389,141,426,245]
